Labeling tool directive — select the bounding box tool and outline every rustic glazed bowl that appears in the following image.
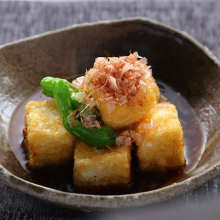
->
[0,18,220,210]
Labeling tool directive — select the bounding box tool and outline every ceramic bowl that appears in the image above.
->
[0,18,220,210]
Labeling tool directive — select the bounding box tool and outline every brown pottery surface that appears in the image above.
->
[0,18,220,210]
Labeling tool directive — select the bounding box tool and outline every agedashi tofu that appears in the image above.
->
[24,100,75,169]
[74,140,131,189]
[96,76,159,129]
[135,103,185,172]
[83,53,160,129]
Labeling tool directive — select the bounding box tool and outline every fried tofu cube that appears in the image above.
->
[24,100,75,168]
[135,103,185,172]
[82,53,160,129]
[74,140,131,189]
[97,76,160,129]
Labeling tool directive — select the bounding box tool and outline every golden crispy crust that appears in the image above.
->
[74,140,131,189]
[24,100,75,169]
[82,53,160,129]
[135,103,185,172]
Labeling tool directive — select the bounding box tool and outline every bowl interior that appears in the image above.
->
[0,19,220,208]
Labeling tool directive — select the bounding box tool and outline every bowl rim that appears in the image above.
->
[1,17,220,210]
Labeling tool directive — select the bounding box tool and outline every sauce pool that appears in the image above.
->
[8,81,206,195]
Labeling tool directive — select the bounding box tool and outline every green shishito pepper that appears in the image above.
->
[40,76,82,109]
[40,76,116,149]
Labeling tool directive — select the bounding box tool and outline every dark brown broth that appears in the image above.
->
[8,81,205,195]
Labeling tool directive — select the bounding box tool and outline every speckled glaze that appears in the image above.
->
[0,18,220,210]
